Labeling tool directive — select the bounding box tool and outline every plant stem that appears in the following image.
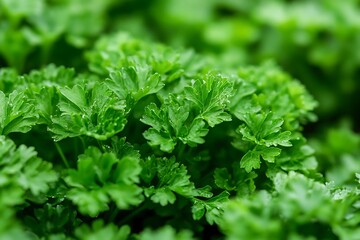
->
[117,203,148,225]
[79,136,86,151]
[97,139,106,152]
[177,142,186,161]
[108,206,120,223]
[54,142,70,168]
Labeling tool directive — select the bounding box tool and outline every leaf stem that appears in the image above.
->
[117,203,148,225]
[97,139,105,152]
[108,205,120,223]
[55,142,70,168]
[177,142,186,161]
[79,136,86,151]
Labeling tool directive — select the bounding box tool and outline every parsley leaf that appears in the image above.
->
[0,90,38,135]
[142,156,212,206]
[238,112,292,148]
[136,225,194,240]
[141,72,233,152]
[107,66,164,102]
[75,220,130,240]
[192,191,230,225]
[0,136,58,202]
[65,146,143,216]
[241,146,281,172]
[49,83,128,141]
[141,98,209,152]
[184,72,233,127]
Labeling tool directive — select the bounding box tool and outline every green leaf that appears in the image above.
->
[184,72,233,127]
[141,102,176,152]
[49,83,128,141]
[22,64,77,87]
[235,62,317,131]
[240,151,261,173]
[141,96,210,152]
[0,90,38,135]
[180,118,209,146]
[238,112,292,147]
[0,206,30,240]
[33,86,59,125]
[75,220,130,240]
[67,189,109,217]
[144,186,176,206]
[65,146,143,216]
[29,5,67,41]
[143,128,176,153]
[214,166,258,196]
[0,136,58,203]
[0,0,44,18]
[219,191,281,239]
[214,168,235,191]
[0,68,20,93]
[275,137,317,172]
[25,202,80,237]
[274,172,335,221]
[142,157,211,206]
[191,201,206,221]
[192,191,230,225]
[0,26,34,71]
[107,66,164,102]
[240,146,281,172]
[137,225,195,240]
[105,184,143,209]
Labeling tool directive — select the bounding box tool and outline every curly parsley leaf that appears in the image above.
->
[136,225,194,240]
[141,98,208,153]
[107,66,164,102]
[22,64,77,88]
[0,136,58,204]
[86,32,202,81]
[184,72,233,127]
[75,220,130,240]
[192,191,230,225]
[214,167,257,195]
[141,73,232,152]
[142,156,212,206]
[241,146,282,172]
[49,83,128,141]
[220,171,360,239]
[0,90,38,135]
[234,62,317,131]
[0,68,20,93]
[238,112,292,148]
[24,202,80,238]
[0,206,30,240]
[65,146,143,217]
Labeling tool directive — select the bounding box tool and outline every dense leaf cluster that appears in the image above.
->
[1,1,360,239]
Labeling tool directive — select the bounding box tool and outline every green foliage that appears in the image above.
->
[0,136,58,239]
[65,146,143,216]
[0,136,57,203]
[192,191,229,225]
[310,121,360,186]
[107,66,164,103]
[50,83,128,141]
[220,172,360,240]
[0,90,38,135]
[135,225,194,240]
[0,1,359,239]
[144,0,360,120]
[75,220,130,240]
[141,72,232,152]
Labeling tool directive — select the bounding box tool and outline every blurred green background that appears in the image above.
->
[1,0,360,130]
